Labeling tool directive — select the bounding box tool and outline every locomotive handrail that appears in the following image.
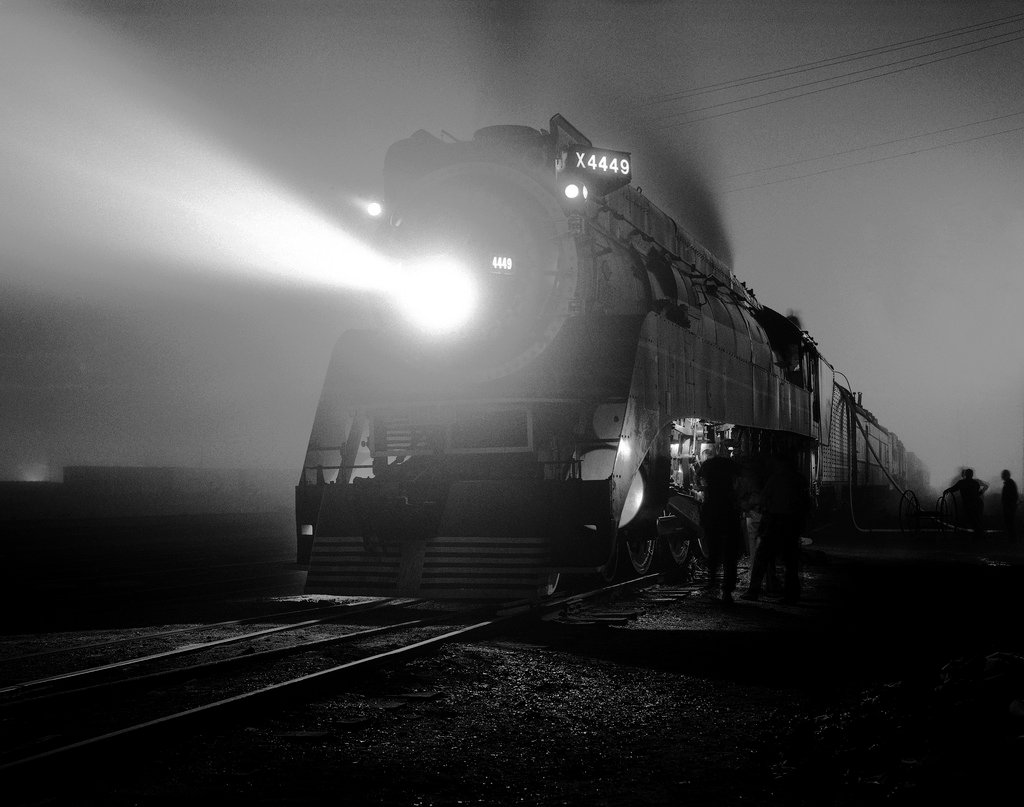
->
[538,458,583,480]
[299,463,373,484]
[302,464,374,471]
[301,461,583,482]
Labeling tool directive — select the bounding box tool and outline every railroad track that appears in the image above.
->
[1,599,375,665]
[0,597,414,691]
[0,575,659,784]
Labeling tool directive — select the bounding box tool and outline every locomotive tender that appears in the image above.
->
[296,114,908,598]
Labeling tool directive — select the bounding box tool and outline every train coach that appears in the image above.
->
[295,114,909,599]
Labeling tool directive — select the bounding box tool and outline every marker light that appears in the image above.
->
[366,201,383,217]
[395,256,478,334]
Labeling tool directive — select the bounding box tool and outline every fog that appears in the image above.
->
[2,0,1022,491]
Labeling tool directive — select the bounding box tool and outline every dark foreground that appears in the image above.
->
[4,523,1024,806]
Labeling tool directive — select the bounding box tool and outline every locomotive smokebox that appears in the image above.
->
[376,152,578,383]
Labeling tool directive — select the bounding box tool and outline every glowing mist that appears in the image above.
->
[0,2,395,297]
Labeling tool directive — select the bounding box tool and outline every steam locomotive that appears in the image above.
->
[295,114,910,598]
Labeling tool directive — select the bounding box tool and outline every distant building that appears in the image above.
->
[1,466,294,520]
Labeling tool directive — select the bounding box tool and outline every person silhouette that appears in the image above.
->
[1001,470,1019,543]
[696,444,743,607]
[943,468,989,539]
[741,456,810,604]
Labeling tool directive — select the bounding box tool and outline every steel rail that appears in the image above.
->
[0,598,418,695]
[2,602,500,713]
[1,599,387,663]
[1,618,428,715]
[0,574,660,782]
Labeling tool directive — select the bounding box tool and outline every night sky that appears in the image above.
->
[2,0,1022,490]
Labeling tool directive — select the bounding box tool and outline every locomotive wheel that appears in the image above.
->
[664,534,691,567]
[622,533,657,576]
[654,498,704,580]
[654,534,694,582]
[539,573,561,596]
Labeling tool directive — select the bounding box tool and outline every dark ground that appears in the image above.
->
[3,517,1024,805]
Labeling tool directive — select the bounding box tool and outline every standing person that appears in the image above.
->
[697,443,743,607]
[1001,470,1019,543]
[741,456,810,605]
[943,468,989,539]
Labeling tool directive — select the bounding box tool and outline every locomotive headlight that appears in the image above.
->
[563,182,588,200]
[394,255,478,334]
[366,201,383,217]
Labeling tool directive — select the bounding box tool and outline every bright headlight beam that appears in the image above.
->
[2,7,484,340]
[393,256,478,334]
[0,4,399,299]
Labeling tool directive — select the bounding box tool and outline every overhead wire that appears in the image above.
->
[725,121,1024,193]
[658,28,1024,127]
[726,108,1024,179]
[644,10,1024,105]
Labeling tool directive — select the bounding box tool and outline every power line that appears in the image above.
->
[645,11,1024,105]
[658,28,1024,125]
[727,109,1024,179]
[659,31,1024,129]
[725,123,1024,193]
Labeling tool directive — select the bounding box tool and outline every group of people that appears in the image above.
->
[694,448,1022,608]
[696,446,809,607]
[942,467,1019,542]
